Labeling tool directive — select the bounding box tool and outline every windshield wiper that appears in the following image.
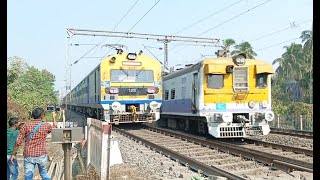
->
[120,68,129,76]
[135,68,144,77]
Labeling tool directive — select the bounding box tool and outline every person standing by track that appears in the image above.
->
[7,117,23,180]
[10,107,57,180]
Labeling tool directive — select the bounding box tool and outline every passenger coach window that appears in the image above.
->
[171,89,175,99]
[208,74,224,89]
[165,90,169,100]
[256,73,267,88]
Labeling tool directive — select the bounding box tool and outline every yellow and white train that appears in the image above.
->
[160,53,275,138]
[62,49,163,124]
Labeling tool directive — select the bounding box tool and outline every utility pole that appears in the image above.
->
[63,142,72,180]
[163,40,169,67]
[65,34,72,112]
[66,28,220,69]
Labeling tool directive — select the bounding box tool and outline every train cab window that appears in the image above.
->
[256,73,268,88]
[171,89,175,99]
[111,69,153,82]
[165,90,169,100]
[208,74,224,89]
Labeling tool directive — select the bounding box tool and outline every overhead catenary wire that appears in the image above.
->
[148,0,244,49]
[256,37,300,51]
[157,0,272,57]
[101,0,161,60]
[249,19,312,43]
[173,0,245,35]
[113,0,141,31]
[73,0,141,64]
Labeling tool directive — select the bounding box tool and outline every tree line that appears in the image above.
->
[7,56,59,121]
[222,27,313,115]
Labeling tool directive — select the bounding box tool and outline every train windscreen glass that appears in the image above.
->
[111,69,154,82]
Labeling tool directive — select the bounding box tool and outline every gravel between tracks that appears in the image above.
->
[102,131,204,179]
[252,133,313,150]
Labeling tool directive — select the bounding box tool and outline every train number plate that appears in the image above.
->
[128,88,137,93]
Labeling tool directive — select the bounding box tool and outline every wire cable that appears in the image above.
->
[113,0,141,31]
[249,19,312,43]
[101,0,161,60]
[256,37,300,51]
[159,0,272,56]
[73,0,141,64]
[198,0,272,37]
[148,0,243,48]
[172,0,244,35]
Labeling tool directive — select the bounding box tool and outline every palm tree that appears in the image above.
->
[223,39,236,50]
[231,41,257,59]
[272,43,304,81]
[221,39,236,57]
[300,28,313,69]
[300,25,313,103]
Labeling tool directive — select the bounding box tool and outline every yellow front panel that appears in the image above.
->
[99,53,162,99]
[203,59,271,104]
[204,64,227,74]
[255,64,273,74]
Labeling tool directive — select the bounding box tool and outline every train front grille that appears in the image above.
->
[110,113,155,123]
[219,127,244,137]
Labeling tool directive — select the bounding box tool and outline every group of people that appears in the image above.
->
[7,107,57,180]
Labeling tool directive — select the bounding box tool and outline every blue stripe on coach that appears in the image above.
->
[101,99,162,105]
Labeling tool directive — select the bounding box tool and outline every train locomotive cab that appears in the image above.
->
[203,53,274,138]
[100,51,162,124]
[160,52,275,138]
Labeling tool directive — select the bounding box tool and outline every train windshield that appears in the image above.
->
[111,69,154,82]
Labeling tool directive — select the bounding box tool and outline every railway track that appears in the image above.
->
[114,125,313,179]
[270,128,313,139]
[221,138,313,163]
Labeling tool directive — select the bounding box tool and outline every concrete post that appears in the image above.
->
[63,143,72,180]
[101,124,112,180]
[300,115,303,130]
[63,110,66,128]
[86,118,92,167]
[85,126,87,140]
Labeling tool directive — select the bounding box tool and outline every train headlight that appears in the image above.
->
[222,112,233,123]
[127,53,137,60]
[110,57,116,63]
[248,100,256,109]
[234,54,246,66]
[150,101,159,110]
[264,111,274,121]
[147,87,159,94]
[111,102,121,111]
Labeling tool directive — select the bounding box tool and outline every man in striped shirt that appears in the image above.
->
[10,107,57,180]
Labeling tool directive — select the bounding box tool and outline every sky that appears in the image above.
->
[8,0,313,97]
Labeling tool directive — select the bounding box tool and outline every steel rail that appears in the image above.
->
[142,126,313,173]
[243,138,313,156]
[270,128,313,139]
[114,127,246,180]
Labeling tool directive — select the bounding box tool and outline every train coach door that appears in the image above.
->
[192,73,198,114]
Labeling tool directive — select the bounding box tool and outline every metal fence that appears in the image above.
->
[269,114,313,131]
